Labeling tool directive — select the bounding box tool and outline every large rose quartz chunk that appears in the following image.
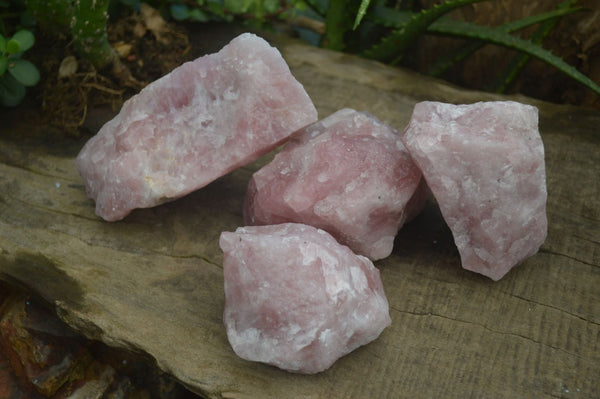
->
[402,101,547,280]
[76,33,317,221]
[243,109,425,260]
[220,223,391,374]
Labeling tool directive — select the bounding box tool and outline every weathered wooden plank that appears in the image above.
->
[1,30,599,398]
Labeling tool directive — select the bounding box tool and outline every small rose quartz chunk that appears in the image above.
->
[219,223,391,374]
[76,33,317,221]
[243,109,425,260]
[402,101,547,280]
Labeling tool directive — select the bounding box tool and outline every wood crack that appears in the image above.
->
[539,248,599,268]
[500,291,600,327]
[572,234,600,247]
[0,159,79,183]
[5,194,99,222]
[390,306,590,361]
[151,251,222,269]
[2,212,223,271]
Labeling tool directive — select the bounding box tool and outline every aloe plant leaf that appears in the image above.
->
[363,0,488,63]
[429,18,600,96]
[489,0,578,93]
[353,0,371,30]
[425,4,583,77]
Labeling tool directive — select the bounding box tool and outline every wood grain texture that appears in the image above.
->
[1,29,599,398]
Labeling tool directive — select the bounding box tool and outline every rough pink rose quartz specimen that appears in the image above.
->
[219,223,391,374]
[75,33,317,221]
[243,108,426,260]
[402,101,547,280]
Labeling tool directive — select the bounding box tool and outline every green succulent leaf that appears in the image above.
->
[6,38,20,54]
[0,73,26,107]
[0,57,7,75]
[9,30,35,53]
[8,58,40,87]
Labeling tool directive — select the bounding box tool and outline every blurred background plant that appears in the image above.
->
[0,0,598,112]
[153,0,600,99]
[0,0,39,106]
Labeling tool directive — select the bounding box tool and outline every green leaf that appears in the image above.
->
[170,3,192,20]
[8,58,40,87]
[367,5,412,28]
[428,18,600,96]
[6,38,20,54]
[206,1,233,20]
[10,30,35,53]
[0,34,6,53]
[353,0,371,30]
[224,0,250,13]
[489,0,577,93]
[0,73,26,107]
[263,0,280,14]
[186,8,210,22]
[425,5,583,76]
[363,0,488,64]
[0,57,7,75]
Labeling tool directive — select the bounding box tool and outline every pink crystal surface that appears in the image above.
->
[402,101,547,280]
[243,108,425,260]
[75,33,317,221]
[219,223,391,374]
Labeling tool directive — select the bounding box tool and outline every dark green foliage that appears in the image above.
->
[486,0,577,93]
[162,0,599,99]
[28,0,117,70]
[26,0,71,34]
[423,5,582,78]
[359,0,600,97]
[71,0,117,69]
[423,17,600,96]
[0,28,40,106]
[363,0,488,64]
[2,0,598,106]
[323,0,362,50]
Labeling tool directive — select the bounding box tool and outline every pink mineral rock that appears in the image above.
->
[219,223,391,374]
[402,101,547,280]
[243,108,426,260]
[75,33,317,221]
